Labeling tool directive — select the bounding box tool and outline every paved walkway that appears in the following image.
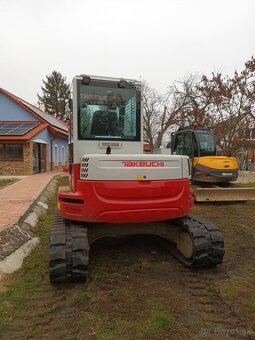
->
[0,172,59,230]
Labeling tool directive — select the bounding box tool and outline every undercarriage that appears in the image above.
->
[49,212,224,284]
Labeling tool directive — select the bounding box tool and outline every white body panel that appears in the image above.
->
[74,140,143,163]
[153,148,172,155]
[80,154,190,181]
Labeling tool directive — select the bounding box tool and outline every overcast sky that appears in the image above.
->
[1,0,254,104]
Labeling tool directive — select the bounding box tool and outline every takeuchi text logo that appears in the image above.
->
[122,161,165,167]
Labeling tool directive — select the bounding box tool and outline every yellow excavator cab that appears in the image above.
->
[169,126,255,201]
[169,126,238,183]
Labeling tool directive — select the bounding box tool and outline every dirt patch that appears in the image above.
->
[0,179,255,339]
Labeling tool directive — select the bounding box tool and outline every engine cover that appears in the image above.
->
[80,154,190,181]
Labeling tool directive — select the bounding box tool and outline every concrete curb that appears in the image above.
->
[0,173,66,279]
[0,237,40,277]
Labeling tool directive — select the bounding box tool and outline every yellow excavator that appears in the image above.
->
[169,126,255,201]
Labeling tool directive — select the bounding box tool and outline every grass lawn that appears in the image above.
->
[0,179,18,189]
[0,176,254,339]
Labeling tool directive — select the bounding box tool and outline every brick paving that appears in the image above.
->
[0,172,58,230]
[0,224,32,260]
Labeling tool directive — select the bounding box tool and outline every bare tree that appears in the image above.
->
[143,78,197,149]
[171,74,214,128]
[198,56,255,156]
[142,56,255,154]
[142,81,163,150]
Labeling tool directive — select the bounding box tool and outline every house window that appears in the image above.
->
[54,145,58,165]
[0,144,23,161]
[61,146,65,165]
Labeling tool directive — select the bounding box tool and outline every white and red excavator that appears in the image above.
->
[49,75,224,284]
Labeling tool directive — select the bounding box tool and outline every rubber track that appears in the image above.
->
[49,212,89,284]
[49,212,224,282]
[168,214,225,268]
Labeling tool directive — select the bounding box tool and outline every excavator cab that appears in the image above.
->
[171,127,216,158]
[170,126,238,183]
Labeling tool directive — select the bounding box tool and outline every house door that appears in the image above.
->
[33,143,46,173]
[40,144,46,172]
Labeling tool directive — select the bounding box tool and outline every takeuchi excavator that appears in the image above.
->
[169,126,255,201]
[49,75,224,284]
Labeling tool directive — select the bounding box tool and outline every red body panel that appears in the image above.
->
[59,164,194,223]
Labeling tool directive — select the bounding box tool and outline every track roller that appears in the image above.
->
[167,214,225,268]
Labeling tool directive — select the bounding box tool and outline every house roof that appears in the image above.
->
[0,88,68,139]
[23,101,68,132]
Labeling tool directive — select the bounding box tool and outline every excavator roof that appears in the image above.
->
[176,126,211,132]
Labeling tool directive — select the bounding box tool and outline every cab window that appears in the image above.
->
[183,133,194,157]
[175,134,184,154]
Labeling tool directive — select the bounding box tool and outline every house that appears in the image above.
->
[0,88,69,175]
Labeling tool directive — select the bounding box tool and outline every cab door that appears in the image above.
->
[183,132,194,158]
[173,132,194,157]
[172,133,184,155]
[172,131,195,175]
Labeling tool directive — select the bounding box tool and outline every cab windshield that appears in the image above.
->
[78,84,140,141]
[196,131,216,156]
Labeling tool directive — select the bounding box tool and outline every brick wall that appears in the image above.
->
[0,142,33,175]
